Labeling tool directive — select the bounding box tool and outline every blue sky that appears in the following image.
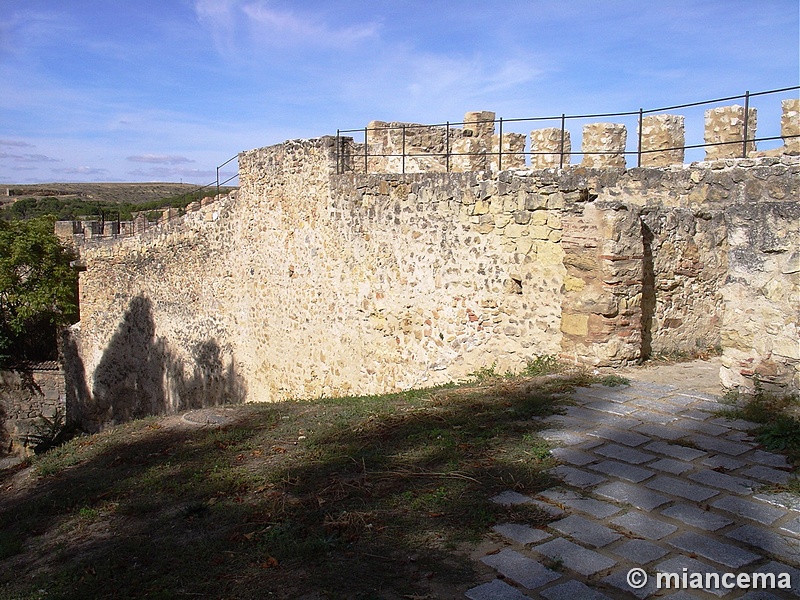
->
[1,0,798,184]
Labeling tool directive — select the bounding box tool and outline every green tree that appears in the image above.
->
[0,217,78,364]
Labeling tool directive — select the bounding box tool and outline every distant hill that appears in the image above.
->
[0,182,237,222]
[2,182,216,206]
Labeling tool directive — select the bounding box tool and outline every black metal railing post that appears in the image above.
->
[446,121,450,172]
[402,124,406,174]
[742,90,750,158]
[637,108,644,167]
[498,117,503,171]
[335,129,341,174]
[364,126,369,173]
[559,114,566,169]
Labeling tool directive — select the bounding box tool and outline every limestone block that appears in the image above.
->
[581,123,627,168]
[490,132,526,171]
[704,105,757,160]
[561,313,589,336]
[451,137,488,172]
[782,98,799,155]
[530,127,571,169]
[463,111,496,141]
[639,114,685,166]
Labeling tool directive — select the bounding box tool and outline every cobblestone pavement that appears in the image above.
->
[467,377,799,599]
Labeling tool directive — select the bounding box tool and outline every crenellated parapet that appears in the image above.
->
[347,98,799,173]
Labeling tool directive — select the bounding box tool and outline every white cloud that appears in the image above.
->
[241,2,379,48]
[0,139,36,148]
[127,154,197,165]
[128,166,217,180]
[52,166,108,176]
[193,0,379,55]
[0,151,60,163]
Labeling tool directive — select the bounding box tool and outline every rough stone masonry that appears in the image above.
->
[57,99,798,432]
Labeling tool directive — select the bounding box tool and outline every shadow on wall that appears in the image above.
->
[640,221,656,360]
[0,401,8,455]
[63,295,246,432]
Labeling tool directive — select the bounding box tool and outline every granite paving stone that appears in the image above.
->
[630,410,678,425]
[610,539,669,564]
[491,490,533,506]
[533,537,617,576]
[660,503,734,532]
[590,427,650,447]
[548,465,607,489]
[634,423,689,440]
[538,489,622,519]
[750,450,791,469]
[687,469,755,494]
[492,523,552,545]
[753,561,800,595]
[539,579,612,600]
[465,579,531,600]
[583,400,639,415]
[702,455,746,471]
[595,481,671,511]
[687,433,755,456]
[550,514,621,548]
[650,457,694,475]
[708,416,759,430]
[710,495,789,526]
[779,517,800,538]
[741,464,794,485]
[471,368,800,600]
[668,531,760,569]
[601,568,659,599]
[593,443,655,464]
[644,440,706,461]
[480,548,561,589]
[611,510,678,539]
[726,525,800,564]
[646,475,720,502]
[588,460,655,483]
[654,556,731,598]
[753,491,800,511]
[673,419,730,436]
[549,447,597,466]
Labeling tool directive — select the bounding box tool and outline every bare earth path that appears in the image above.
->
[468,358,800,599]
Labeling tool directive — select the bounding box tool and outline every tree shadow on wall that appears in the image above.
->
[72,295,245,432]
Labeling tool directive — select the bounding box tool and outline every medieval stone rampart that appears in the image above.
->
[61,102,800,431]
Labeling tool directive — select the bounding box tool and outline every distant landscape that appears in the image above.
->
[1,182,238,221]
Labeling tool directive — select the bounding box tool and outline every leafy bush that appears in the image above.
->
[0,217,78,364]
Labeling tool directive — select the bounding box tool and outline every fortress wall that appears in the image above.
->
[66,138,800,430]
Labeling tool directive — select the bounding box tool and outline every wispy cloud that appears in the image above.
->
[0,151,61,163]
[241,2,379,48]
[194,0,379,55]
[128,166,217,180]
[0,139,36,148]
[127,154,197,165]
[52,166,108,176]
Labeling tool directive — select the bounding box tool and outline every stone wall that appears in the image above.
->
[0,364,65,454]
[63,134,800,431]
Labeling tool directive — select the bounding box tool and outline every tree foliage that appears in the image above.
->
[0,217,78,364]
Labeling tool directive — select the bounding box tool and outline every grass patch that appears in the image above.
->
[718,385,800,464]
[0,371,602,599]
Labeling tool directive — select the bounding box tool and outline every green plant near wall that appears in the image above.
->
[0,216,78,364]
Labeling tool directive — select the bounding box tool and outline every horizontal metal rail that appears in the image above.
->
[335,85,799,174]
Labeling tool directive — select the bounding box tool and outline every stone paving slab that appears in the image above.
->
[469,367,800,600]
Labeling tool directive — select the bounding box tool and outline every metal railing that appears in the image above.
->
[334,86,799,174]
[74,153,240,242]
